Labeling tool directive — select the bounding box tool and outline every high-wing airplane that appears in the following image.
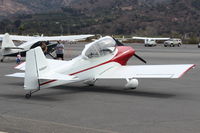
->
[132,36,170,47]
[115,36,133,42]
[0,34,38,42]
[6,36,195,99]
[0,33,94,62]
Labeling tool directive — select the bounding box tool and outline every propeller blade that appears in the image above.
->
[134,54,147,64]
[113,38,124,46]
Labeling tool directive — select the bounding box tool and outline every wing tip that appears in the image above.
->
[178,64,196,78]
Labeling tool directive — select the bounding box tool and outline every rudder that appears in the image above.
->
[24,47,49,90]
[2,33,16,48]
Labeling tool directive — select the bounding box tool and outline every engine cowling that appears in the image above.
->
[125,79,139,89]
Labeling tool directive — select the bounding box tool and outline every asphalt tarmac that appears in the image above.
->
[0,43,199,133]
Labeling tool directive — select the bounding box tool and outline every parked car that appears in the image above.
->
[164,39,182,47]
[144,39,157,47]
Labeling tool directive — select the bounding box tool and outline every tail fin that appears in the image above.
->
[24,47,49,90]
[2,33,16,48]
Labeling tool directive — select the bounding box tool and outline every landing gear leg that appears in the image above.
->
[84,79,97,86]
[1,56,5,62]
[25,89,40,99]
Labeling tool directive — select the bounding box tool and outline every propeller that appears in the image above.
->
[134,54,147,64]
[113,37,147,64]
[113,38,124,46]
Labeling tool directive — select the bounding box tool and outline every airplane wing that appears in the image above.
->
[1,34,94,42]
[96,64,195,79]
[152,38,170,40]
[9,35,36,41]
[0,35,35,41]
[132,37,147,40]
[39,34,94,41]
[132,37,170,40]
[17,34,94,48]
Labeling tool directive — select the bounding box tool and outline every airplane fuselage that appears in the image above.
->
[39,46,135,89]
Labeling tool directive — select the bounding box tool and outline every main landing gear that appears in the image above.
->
[84,79,97,87]
[125,78,139,90]
[25,89,40,99]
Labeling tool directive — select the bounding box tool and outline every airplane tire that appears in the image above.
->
[130,87,137,90]
[88,84,94,86]
[25,94,31,99]
[0,59,3,62]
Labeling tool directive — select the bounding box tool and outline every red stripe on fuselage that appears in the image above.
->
[39,46,135,86]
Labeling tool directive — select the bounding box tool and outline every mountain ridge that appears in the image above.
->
[0,0,200,39]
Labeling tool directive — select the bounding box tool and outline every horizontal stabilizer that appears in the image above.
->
[6,72,78,81]
[6,73,25,78]
[39,73,78,81]
[97,64,195,79]
[15,62,26,71]
[40,34,94,41]
[15,59,69,71]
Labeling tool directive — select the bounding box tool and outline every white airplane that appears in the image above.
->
[0,33,94,62]
[6,36,195,99]
[114,36,133,42]
[132,36,170,47]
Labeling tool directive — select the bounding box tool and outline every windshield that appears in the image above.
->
[82,36,116,58]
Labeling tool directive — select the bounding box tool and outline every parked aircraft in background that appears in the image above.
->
[115,36,132,42]
[6,36,195,99]
[132,36,170,47]
[0,33,94,62]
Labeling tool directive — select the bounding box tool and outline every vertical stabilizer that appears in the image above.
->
[24,47,49,90]
[2,33,16,48]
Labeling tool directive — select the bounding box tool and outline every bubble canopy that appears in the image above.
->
[81,36,116,59]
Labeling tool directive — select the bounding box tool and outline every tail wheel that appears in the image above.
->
[25,93,31,99]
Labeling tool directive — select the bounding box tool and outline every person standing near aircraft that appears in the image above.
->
[56,41,64,60]
[16,53,21,64]
[40,42,48,55]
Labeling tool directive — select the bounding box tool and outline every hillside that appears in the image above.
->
[0,0,72,17]
[0,0,200,40]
